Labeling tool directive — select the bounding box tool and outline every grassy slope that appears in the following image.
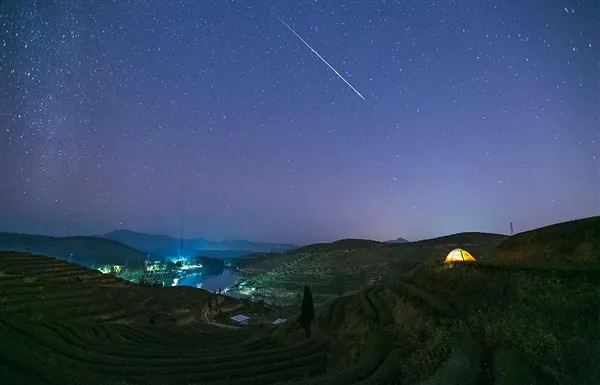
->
[408,261,598,385]
[492,216,600,262]
[240,219,598,384]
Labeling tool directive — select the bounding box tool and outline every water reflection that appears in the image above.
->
[167,268,239,293]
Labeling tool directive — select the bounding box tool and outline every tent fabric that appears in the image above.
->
[230,314,249,322]
[444,248,476,263]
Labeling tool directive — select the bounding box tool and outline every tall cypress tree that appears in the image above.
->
[300,285,315,338]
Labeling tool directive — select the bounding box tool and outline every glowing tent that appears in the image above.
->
[444,248,476,263]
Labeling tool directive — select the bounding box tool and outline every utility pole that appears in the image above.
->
[510,222,514,236]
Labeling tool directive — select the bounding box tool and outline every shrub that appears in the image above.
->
[419,329,482,385]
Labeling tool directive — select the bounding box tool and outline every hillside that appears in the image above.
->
[234,252,290,271]
[492,216,600,262]
[0,232,147,266]
[1,250,596,385]
[233,232,506,305]
[104,229,297,257]
[409,232,507,247]
[292,239,391,255]
[195,249,257,260]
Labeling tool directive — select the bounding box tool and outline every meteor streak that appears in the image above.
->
[275,14,366,101]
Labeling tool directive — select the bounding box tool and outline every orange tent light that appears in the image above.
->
[444,248,476,263]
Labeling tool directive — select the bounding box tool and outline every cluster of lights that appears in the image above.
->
[145,261,162,272]
[166,256,203,271]
[237,286,256,296]
[97,265,123,274]
[144,260,204,272]
[180,263,202,270]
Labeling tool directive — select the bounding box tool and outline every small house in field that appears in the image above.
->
[444,248,476,263]
[230,314,249,325]
[272,318,287,325]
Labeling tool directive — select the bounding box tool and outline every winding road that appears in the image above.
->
[200,295,244,329]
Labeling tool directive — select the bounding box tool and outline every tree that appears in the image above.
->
[300,285,315,338]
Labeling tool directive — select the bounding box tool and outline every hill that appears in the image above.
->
[0,232,147,266]
[292,239,392,255]
[409,231,507,247]
[1,250,596,385]
[195,249,257,260]
[233,232,506,305]
[492,216,600,262]
[234,252,288,271]
[104,229,297,258]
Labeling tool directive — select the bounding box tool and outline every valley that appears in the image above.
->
[0,216,598,384]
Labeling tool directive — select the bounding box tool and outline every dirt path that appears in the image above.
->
[200,295,244,330]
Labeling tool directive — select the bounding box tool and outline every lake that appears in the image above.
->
[167,268,240,293]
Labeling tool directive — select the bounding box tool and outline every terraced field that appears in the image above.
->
[236,232,505,305]
[1,217,597,385]
[0,251,330,385]
[3,251,442,385]
[237,250,390,305]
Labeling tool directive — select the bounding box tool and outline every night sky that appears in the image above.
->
[1,1,598,245]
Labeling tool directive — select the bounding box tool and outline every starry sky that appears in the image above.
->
[0,1,598,245]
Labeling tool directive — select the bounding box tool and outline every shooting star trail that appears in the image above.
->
[275,14,366,101]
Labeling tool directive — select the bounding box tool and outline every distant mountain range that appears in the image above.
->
[0,232,147,266]
[385,237,409,243]
[102,230,298,258]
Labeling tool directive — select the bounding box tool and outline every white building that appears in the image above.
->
[230,314,249,325]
